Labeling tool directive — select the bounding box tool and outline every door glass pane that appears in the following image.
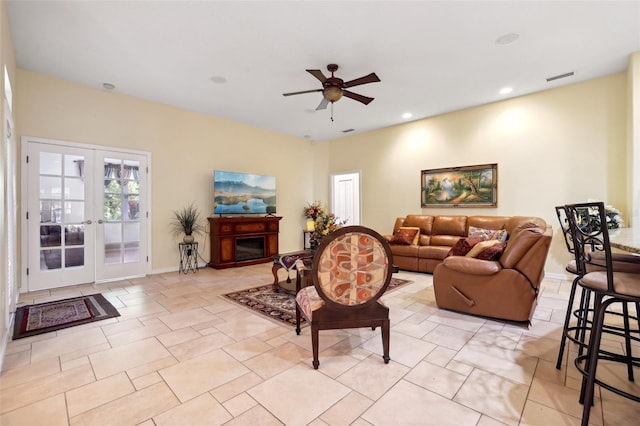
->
[65,178,84,200]
[124,241,140,263]
[40,152,61,175]
[125,195,140,220]
[65,248,84,267]
[124,222,139,242]
[65,225,84,246]
[39,176,62,198]
[41,249,61,270]
[65,201,85,223]
[104,194,122,220]
[104,222,122,244]
[40,225,61,247]
[64,155,84,177]
[105,246,123,264]
[40,201,62,223]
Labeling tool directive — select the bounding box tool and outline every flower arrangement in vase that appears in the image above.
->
[303,201,347,248]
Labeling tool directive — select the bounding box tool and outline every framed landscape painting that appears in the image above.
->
[421,163,497,208]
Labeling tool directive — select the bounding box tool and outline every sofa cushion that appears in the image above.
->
[432,216,467,237]
[476,242,507,261]
[447,236,485,257]
[390,227,420,245]
[468,226,508,242]
[403,215,434,235]
[465,239,501,257]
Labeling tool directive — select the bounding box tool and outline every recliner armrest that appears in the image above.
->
[440,256,502,275]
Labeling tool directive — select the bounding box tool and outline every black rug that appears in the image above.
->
[13,293,120,340]
[223,278,412,327]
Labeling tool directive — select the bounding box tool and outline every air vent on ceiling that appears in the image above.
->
[546,72,574,82]
[342,128,355,133]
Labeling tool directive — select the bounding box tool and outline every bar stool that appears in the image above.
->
[555,206,640,370]
[564,202,640,426]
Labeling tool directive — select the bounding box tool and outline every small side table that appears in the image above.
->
[179,242,199,274]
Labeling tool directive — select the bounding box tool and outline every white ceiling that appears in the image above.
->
[6,1,640,142]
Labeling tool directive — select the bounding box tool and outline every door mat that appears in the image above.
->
[13,293,120,340]
[222,277,412,327]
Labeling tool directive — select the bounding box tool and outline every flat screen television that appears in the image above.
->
[213,170,276,215]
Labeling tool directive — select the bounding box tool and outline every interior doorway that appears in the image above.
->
[331,171,360,226]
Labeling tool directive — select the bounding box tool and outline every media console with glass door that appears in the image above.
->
[208,216,281,269]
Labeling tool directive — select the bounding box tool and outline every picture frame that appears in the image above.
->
[421,163,497,208]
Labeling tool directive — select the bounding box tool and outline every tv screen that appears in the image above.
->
[213,170,276,215]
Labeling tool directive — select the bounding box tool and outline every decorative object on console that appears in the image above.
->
[421,163,497,208]
[171,202,205,243]
[213,170,276,215]
[302,200,347,248]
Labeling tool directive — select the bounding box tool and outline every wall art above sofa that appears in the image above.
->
[421,163,497,208]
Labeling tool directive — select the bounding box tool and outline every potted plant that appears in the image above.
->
[171,203,205,243]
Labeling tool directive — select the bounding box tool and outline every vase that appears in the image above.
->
[183,234,195,243]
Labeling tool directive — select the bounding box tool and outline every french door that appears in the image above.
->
[24,139,149,291]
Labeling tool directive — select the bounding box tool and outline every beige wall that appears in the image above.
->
[16,70,317,273]
[11,62,633,280]
[328,74,629,276]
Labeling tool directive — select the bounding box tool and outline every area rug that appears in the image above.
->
[223,278,412,327]
[12,293,120,340]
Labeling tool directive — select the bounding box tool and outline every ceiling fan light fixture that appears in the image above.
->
[323,86,343,102]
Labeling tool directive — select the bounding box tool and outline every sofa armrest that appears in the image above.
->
[440,256,502,275]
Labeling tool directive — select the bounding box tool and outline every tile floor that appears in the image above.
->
[1,264,639,425]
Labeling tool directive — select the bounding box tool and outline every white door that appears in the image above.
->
[332,172,360,226]
[25,140,149,290]
[95,150,148,282]
[27,143,96,289]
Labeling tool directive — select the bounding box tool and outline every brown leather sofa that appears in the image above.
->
[387,214,552,322]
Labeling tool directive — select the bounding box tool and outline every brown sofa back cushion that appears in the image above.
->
[432,216,467,236]
[403,215,434,234]
[467,216,509,231]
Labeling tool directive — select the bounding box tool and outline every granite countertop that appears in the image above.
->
[609,227,640,254]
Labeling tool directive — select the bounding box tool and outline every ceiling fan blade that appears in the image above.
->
[283,89,322,96]
[342,90,374,105]
[306,69,327,83]
[342,73,380,88]
[316,97,329,110]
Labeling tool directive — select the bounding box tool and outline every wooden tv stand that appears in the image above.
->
[208,216,281,269]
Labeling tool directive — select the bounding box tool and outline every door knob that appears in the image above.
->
[98,219,105,224]
[84,220,92,225]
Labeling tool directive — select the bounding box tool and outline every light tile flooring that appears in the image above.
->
[1,264,639,425]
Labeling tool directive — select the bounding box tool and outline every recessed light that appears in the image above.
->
[495,32,520,46]
[102,82,115,90]
[499,87,513,95]
[402,112,412,119]
[210,76,227,84]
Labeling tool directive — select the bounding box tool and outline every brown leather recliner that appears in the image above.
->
[432,219,552,322]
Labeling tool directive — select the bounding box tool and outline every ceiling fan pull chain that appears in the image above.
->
[331,102,334,122]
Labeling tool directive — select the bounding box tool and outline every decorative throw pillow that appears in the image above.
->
[468,226,508,242]
[447,237,485,257]
[476,241,507,261]
[465,239,503,258]
[389,227,420,245]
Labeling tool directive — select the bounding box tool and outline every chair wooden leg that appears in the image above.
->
[382,319,390,364]
[295,303,301,335]
[312,325,320,369]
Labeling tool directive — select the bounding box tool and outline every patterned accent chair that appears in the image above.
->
[295,226,393,369]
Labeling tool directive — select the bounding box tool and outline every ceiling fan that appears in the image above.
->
[283,64,381,111]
